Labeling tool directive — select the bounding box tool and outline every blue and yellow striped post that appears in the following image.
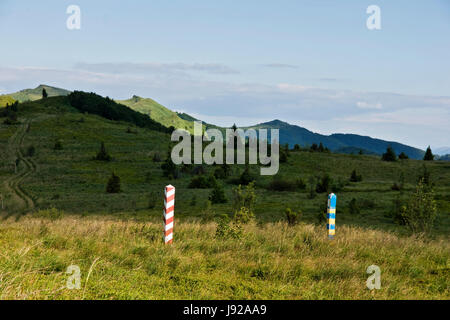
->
[327,193,337,239]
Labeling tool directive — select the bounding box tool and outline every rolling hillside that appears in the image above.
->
[1,85,427,158]
[0,90,448,300]
[0,95,16,107]
[119,96,198,134]
[6,84,71,102]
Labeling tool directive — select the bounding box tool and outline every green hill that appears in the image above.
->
[119,96,198,133]
[0,95,16,107]
[8,84,71,102]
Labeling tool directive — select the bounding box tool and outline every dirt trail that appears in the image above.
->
[2,119,38,213]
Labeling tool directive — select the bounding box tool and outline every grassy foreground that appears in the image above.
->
[0,214,448,300]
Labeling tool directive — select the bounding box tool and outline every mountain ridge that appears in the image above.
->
[2,85,427,159]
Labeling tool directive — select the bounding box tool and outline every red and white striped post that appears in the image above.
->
[163,185,175,244]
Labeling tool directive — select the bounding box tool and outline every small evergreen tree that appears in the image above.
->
[42,88,48,99]
[423,146,434,161]
[398,152,409,160]
[106,172,121,193]
[318,142,325,152]
[382,146,397,162]
[95,142,111,161]
[209,183,227,204]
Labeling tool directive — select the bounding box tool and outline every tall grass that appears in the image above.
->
[0,214,448,300]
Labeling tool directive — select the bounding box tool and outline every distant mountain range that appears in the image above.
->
[244,119,425,159]
[434,147,450,156]
[0,84,433,159]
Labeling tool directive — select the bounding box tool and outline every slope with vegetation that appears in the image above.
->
[7,84,71,102]
[0,95,16,108]
[119,96,197,133]
[0,94,448,236]
[0,91,448,300]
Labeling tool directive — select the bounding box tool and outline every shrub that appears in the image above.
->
[209,183,227,204]
[382,146,397,162]
[388,196,408,225]
[234,207,254,224]
[398,152,409,160]
[349,170,362,182]
[402,179,437,234]
[215,215,242,239]
[232,182,256,223]
[95,142,111,161]
[285,208,302,226]
[417,165,432,187]
[106,172,121,193]
[316,174,332,193]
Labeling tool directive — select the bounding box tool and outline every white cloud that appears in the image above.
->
[74,62,239,75]
[356,101,383,109]
[1,64,449,148]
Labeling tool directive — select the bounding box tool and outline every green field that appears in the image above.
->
[0,96,448,299]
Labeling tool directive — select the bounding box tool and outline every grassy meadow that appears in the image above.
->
[0,215,448,299]
[0,96,449,299]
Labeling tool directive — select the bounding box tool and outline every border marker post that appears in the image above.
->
[327,193,337,239]
[164,185,175,244]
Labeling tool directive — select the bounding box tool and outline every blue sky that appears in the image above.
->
[0,0,449,149]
